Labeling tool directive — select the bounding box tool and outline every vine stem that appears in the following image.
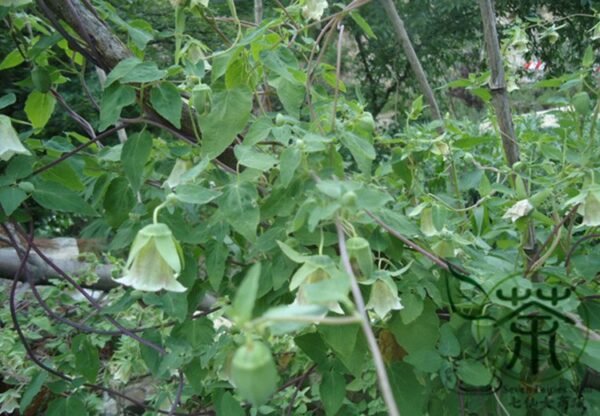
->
[335,219,400,416]
[153,200,169,224]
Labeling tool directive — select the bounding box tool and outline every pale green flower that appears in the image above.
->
[163,159,192,189]
[115,223,186,292]
[366,274,403,319]
[502,199,533,222]
[302,0,328,21]
[566,186,600,227]
[0,115,31,161]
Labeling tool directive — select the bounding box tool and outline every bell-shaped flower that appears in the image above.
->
[566,186,600,227]
[502,199,533,222]
[163,159,192,189]
[0,115,31,161]
[366,274,403,319]
[115,223,186,292]
[302,0,328,21]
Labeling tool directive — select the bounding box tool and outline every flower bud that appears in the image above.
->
[115,223,186,292]
[341,191,357,207]
[572,92,591,116]
[231,341,279,406]
[192,83,211,115]
[346,236,373,279]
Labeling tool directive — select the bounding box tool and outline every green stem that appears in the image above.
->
[153,200,169,224]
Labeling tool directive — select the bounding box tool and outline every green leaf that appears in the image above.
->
[24,91,56,129]
[231,263,261,324]
[126,19,154,50]
[389,300,440,354]
[46,396,87,416]
[438,324,461,357]
[121,131,152,192]
[175,184,221,205]
[260,48,304,84]
[150,82,182,128]
[19,371,48,413]
[456,359,493,386]
[320,370,346,416]
[171,318,215,351]
[199,87,252,158]
[389,362,427,416]
[400,293,424,324]
[105,57,142,87]
[144,292,188,323]
[103,177,135,227]
[262,304,328,335]
[140,329,163,376]
[218,182,259,241]
[234,145,278,171]
[340,132,375,175]
[216,392,244,416]
[349,11,376,39]
[355,187,393,210]
[270,77,305,118]
[583,45,594,68]
[206,239,228,290]
[279,147,301,187]
[0,49,25,70]
[99,84,136,131]
[244,116,272,146]
[0,93,16,110]
[276,240,310,263]
[295,332,329,366]
[121,62,166,84]
[32,180,96,215]
[40,159,84,191]
[320,324,360,361]
[0,187,27,215]
[71,334,99,383]
[303,276,350,304]
[404,349,443,373]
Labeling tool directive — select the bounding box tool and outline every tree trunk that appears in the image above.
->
[35,0,238,168]
[380,0,442,121]
[478,0,520,167]
[254,0,263,25]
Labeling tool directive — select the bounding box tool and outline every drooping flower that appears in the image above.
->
[115,223,186,292]
[502,199,534,222]
[302,0,328,21]
[366,274,403,319]
[0,115,31,161]
[163,159,192,189]
[565,186,600,227]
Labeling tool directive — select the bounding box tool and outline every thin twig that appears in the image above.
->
[285,365,314,416]
[15,226,166,355]
[50,88,96,138]
[30,124,128,177]
[331,23,344,131]
[526,204,579,273]
[365,210,467,274]
[336,219,400,416]
[168,371,185,416]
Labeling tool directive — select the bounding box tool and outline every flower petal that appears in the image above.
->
[0,115,31,161]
